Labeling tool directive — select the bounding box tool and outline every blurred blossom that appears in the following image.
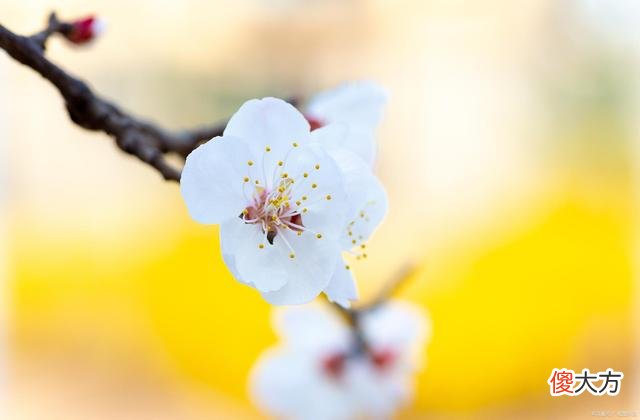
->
[250,301,430,420]
[305,81,388,166]
[574,0,640,46]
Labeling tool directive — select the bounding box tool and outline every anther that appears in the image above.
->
[311,183,317,189]
[316,233,322,239]
[247,160,254,166]
[315,164,320,170]
[325,194,331,200]
[345,265,350,270]
[303,173,309,178]
[289,253,295,259]
[258,243,265,249]
[292,142,299,147]
[278,161,284,166]
[243,176,249,182]
[265,146,271,152]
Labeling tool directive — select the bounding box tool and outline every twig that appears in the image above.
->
[361,262,417,311]
[0,12,226,181]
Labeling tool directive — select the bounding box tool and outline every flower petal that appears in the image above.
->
[307,81,387,129]
[283,142,349,241]
[324,262,358,308]
[312,123,377,167]
[224,97,310,157]
[361,301,430,354]
[307,81,386,165]
[260,230,341,305]
[343,172,387,249]
[250,348,353,420]
[327,150,388,250]
[273,305,351,351]
[219,219,288,292]
[180,135,252,224]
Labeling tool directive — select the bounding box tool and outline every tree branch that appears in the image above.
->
[0,13,226,181]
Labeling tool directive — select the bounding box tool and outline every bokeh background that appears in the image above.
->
[2,0,639,418]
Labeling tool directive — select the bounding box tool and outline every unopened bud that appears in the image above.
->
[63,15,106,45]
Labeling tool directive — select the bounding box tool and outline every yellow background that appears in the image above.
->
[3,0,638,418]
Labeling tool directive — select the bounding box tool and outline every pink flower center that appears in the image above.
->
[370,348,397,371]
[241,186,304,245]
[321,352,346,379]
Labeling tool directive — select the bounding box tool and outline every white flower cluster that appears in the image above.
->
[250,302,430,420]
[181,81,387,306]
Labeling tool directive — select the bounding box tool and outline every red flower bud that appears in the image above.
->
[64,16,105,45]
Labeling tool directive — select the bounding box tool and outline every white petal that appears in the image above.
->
[250,349,320,419]
[361,301,430,353]
[250,348,354,420]
[324,262,359,308]
[273,305,351,352]
[345,360,411,418]
[180,136,252,224]
[261,230,341,305]
[219,219,288,292]
[308,123,349,151]
[336,157,388,250]
[312,123,377,167]
[307,81,387,129]
[224,97,310,157]
[220,223,253,287]
[283,142,349,241]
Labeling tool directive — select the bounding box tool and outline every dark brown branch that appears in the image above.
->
[0,13,225,181]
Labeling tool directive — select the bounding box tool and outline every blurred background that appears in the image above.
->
[1,0,638,418]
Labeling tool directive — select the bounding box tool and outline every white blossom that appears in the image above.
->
[181,98,357,305]
[250,302,430,420]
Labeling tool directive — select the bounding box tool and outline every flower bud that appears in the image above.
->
[63,16,105,45]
